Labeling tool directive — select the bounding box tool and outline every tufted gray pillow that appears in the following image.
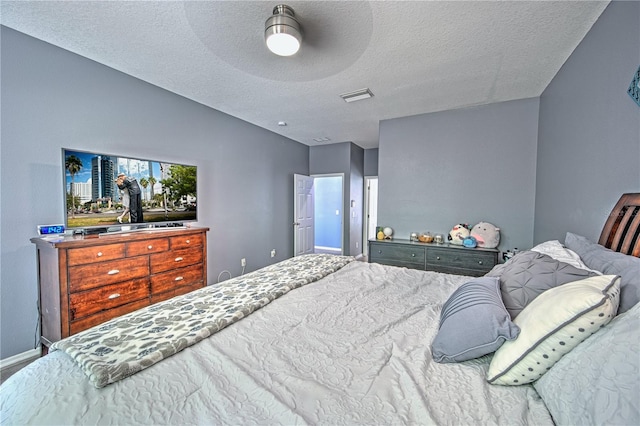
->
[431,276,520,363]
[486,251,598,319]
[565,232,640,314]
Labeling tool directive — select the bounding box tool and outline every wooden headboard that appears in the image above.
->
[598,193,640,257]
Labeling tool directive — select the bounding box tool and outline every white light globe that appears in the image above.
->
[266,33,300,56]
[383,227,393,237]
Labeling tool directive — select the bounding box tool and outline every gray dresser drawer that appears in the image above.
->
[369,242,426,270]
[426,247,496,276]
[368,239,498,276]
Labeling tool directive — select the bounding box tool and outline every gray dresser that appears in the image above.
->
[368,239,498,277]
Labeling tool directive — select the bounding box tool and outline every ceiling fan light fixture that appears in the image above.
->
[265,5,302,57]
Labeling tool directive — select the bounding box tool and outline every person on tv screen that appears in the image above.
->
[116,173,143,223]
[116,188,130,224]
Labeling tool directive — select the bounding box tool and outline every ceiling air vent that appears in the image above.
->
[339,88,374,103]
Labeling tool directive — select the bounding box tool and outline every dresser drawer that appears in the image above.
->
[69,298,150,335]
[150,263,204,295]
[151,281,204,304]
[69,277,150,320]
[150,246,204,274]
[67,243,125,266]
[426,248,496,276]
[369,243,425,269]
[170,233,203,250]
[126,238,169,257]
[68,257,150,292]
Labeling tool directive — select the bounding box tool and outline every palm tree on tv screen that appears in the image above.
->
[65,155,83,218]
[140,177,149,202]
[148,176,156,202]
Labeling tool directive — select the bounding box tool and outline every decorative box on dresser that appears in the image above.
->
[368,238,498,277]
[31,227,209,348]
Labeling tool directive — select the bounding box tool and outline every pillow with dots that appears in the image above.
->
[487,274,620,385]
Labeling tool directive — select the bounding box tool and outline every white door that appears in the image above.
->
[363,177,379,256]
[294,174,315,256]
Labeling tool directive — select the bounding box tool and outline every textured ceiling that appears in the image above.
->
[0,1,609,149]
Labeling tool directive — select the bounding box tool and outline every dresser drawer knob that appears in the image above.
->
[174,257,184,262]
[411,253,416,257]
[378,250,382,254]
[436,256,441,260]
[478,260,483,265]
[148,245,153,250]
[185,239,191,244]
[174,276,184,281]
[97,252,103,257]
[108,293,121,300]
[107,269,120,275]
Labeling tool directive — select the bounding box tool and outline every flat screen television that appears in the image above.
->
[63,148,197,233]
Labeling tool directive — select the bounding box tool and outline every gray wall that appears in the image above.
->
[364,148,379,176]
[310,142,364,256]
[0,27,309,359]
[378,98,540,252]
[534,1,640,244]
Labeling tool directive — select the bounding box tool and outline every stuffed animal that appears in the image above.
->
[448,224,470,245]
[463,236,478,248]
[470,222,500,248]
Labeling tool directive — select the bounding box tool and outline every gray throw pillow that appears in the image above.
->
[486,251,598,318]
[431,276,520,363]
[533,302,640,426]
[565,232,640,314]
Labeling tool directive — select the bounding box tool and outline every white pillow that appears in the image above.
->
[487,275,620,385]
[530,240,600,273]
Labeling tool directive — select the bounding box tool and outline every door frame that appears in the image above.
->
[363,176,379,257]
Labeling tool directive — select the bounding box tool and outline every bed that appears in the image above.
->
[1,193,639,425]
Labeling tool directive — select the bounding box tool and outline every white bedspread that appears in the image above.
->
[0,261,553,425]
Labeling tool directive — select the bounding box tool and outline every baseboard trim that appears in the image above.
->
[314,246,342,255]
[0,348,41,372]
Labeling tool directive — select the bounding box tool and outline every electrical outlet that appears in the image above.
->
[241,258,246,267]
[271,249,276,258]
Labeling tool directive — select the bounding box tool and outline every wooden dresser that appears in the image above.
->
[31,227,208,347]
[369,238,498,277]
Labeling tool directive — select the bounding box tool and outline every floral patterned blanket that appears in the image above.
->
[52,254,355,388]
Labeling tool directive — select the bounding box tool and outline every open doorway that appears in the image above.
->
[363,177,378,256]
[313,174,343,255]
